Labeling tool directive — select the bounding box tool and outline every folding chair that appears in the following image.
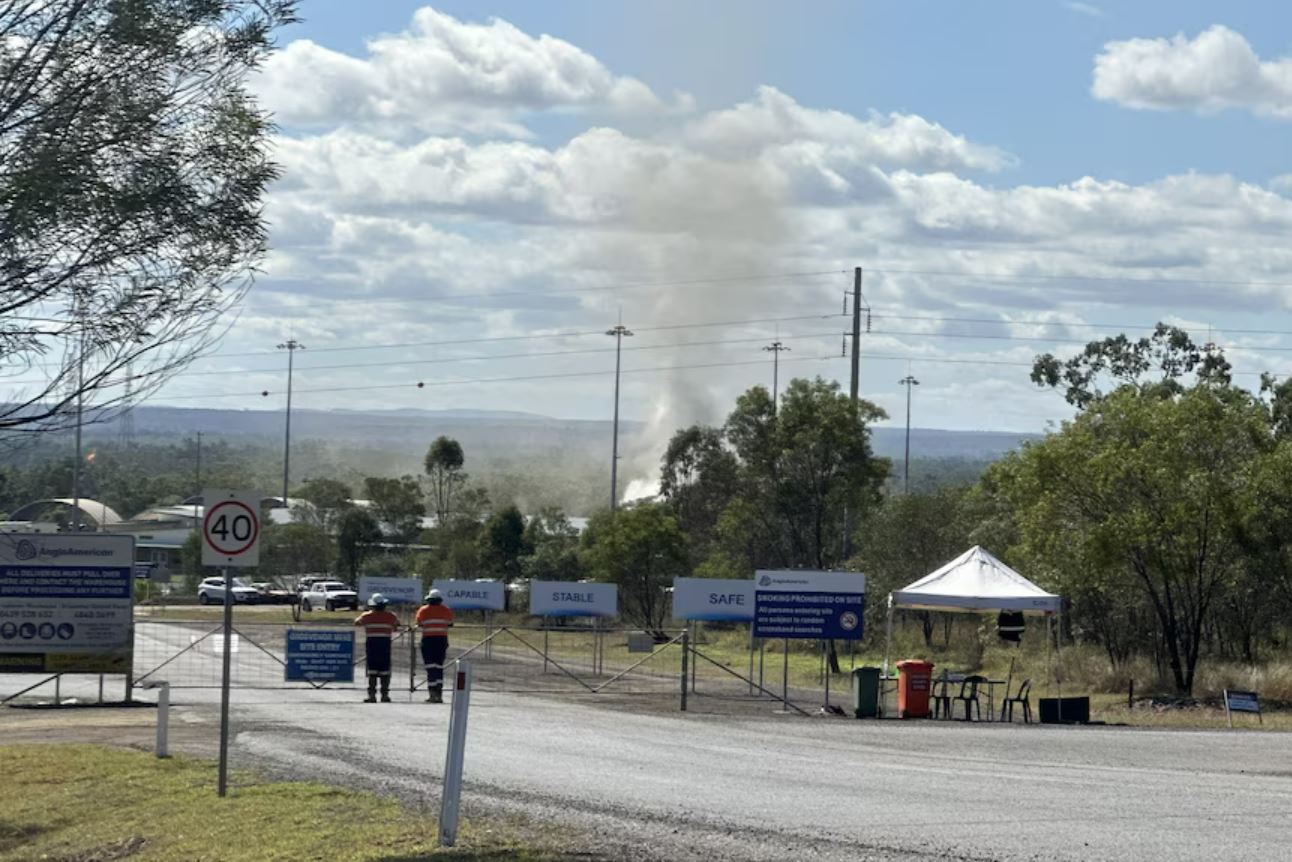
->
[1002,678,1032,724]
[932,672,953,719]
[953,674,986,721]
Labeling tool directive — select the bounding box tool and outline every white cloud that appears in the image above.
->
[255,6,690,135]
[1063,2,1104,19]
[1092,25,1292,118]
[1271,175,1292,194]
[686,86,1015,172]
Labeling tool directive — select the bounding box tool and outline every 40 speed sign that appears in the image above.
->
[202,489,262,568]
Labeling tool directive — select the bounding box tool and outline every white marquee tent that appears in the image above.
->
[883,545,1063,675]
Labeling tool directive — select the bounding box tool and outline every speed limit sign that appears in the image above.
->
[202,489,262,567]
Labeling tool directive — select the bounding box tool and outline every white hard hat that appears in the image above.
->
[368,593,388,608]
[426,588,443,601]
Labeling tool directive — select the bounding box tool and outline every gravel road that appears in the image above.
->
[85,682,1290,862]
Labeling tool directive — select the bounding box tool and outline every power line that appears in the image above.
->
[150,354,838,402]
[866,265,1292,291]
[255,269,847,307]
[870,312,1292,339]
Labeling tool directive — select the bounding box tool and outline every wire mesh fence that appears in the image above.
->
[130,619,814,711]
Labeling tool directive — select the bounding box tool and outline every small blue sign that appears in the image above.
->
[285,629,355,683]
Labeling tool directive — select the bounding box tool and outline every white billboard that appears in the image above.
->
[0,533,135,674]
[671,577,755,621]
[433,579,505,611]
[529,581,617,617]
[358,576,422,605]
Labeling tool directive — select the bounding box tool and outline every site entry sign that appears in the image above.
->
[0,533,135,674]
[202,489,261,568]
[285,629,355,683]
[753,570,866,640]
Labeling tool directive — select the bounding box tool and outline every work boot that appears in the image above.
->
[380,695,392,703]
[363,695,377,703]
[429,685,443,704]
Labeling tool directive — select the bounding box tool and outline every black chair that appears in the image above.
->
[1002,678,1033,724]
[932,672,953,719]
[953,674,987,721]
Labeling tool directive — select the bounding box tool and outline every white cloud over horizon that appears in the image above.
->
[1092,25,1292,118]
[80,5,1292,447]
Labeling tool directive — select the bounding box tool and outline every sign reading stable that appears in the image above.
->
[753,570,866,640]
[529,580,617,617]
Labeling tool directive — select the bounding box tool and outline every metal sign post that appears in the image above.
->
[201,489,261,798]
[439,661,473,848]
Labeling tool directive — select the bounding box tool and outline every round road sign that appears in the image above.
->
[203,499,260,560]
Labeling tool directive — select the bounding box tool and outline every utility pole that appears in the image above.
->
[763,341,790,413]
[193,431,202,530]
[849,267,862,405]
[70,291,85,533]
[606,322,633,513]
[277,339,305,507]
[899,374,920,494]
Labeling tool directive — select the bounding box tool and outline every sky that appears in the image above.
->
[38,2,1292,470]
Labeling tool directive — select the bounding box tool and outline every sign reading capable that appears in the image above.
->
[753,570,866,640]
[433,579,505,611]
[529,581,617,617]
[0,533,135,674]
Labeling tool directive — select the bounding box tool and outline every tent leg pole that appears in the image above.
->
[882,602,894,678]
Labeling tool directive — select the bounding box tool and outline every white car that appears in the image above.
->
[299,580,359,612]
[197,576,260,605]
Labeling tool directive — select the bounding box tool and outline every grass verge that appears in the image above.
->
[0,744,580,861]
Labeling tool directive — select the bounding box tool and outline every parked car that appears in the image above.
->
[197,576,260,605]
[250,582,294,604]
[299,580,359,612]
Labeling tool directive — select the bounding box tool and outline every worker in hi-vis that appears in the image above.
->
[416,589,454,703]
[354,593,399,703]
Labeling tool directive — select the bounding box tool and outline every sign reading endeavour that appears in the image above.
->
[0,533,135,674]
[285,629,355,683]
[671,577,755,622]
[433,579,505,611]
[358,576,421,606]
[201,489,261,568]
[753,570,866,640]
[529,580,617,617]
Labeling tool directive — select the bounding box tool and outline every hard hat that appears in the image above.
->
[368,593,388,608]
[426,588,443,601]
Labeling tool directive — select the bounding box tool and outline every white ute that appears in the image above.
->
[300,580,359,612]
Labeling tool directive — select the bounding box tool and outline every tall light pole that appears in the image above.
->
[899,374,920,494]
[277,339,305,507]
[763,341,790,414]
[606,323,633,513]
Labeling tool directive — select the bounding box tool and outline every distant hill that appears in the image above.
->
[88,405,1036,461]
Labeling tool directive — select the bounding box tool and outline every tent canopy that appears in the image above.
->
[890,545,1062,614]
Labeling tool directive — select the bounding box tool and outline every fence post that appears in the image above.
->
[439,661,473,848]
[680,629,689,712]
[409,627,417,694]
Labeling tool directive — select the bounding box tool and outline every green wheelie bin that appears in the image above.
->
[852,666,882,718]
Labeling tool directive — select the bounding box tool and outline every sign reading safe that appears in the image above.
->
[672,577,755,621]
[753,570,866,640]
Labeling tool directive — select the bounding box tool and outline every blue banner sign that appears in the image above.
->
[753,570,866,640]
[285,629,355,683]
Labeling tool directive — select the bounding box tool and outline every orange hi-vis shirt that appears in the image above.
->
[416,604,454,638]
[354,609,400,639]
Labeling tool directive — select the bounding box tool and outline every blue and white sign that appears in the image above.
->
[0,533,135,674]
[529,581,617,618]
[671,577,755,622]
[433,579,505,611]
[753,570,866,640]
[285,629,355,683]
[358,576,421,605]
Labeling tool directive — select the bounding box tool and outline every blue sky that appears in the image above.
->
[292,0,1291,186]
[18,1,1292,496]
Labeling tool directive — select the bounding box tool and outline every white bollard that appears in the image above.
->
[146,681,170,758]
[438,661,473,847]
